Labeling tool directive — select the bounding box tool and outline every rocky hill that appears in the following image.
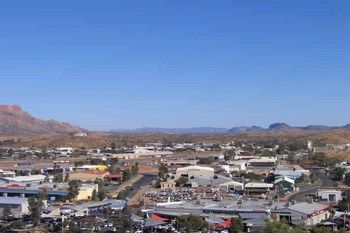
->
[0,105,85,135]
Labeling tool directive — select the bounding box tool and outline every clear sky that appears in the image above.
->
[0,1,349,130]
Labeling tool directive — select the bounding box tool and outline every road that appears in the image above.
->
[117,174,156,200]
[288,169,337,202]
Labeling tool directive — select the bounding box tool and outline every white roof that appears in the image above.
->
[245,183,274,188]
[0,197,28,205]
[2,175,46,182]
[249,158,276,163]
[219,181,244,187]
[176,166,214,172]
[287,202,328,215]
[274,176,295,185]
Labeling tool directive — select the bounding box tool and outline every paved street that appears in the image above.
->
[288,169,338,202]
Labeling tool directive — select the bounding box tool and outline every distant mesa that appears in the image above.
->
[0,105,85,135]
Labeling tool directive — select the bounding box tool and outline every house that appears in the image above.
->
[317,189,342,204]
[0,197,29,217]
[245,183,274,195]
[277,202,330,226]
[274,170,302,181]
[274,176,295,194]
[175,166,214,180]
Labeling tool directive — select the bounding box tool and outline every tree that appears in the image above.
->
[158,164,169,179]
[68,180,81,199]
[254,220,307,233]
[198,157,215,165]
[44,175,50,183]
[313,227,347,233]
[28,191,46,225]
[2,205,11,219]
[9,220,24,229]
[131,163,139,175]
[97,182,106,201]
[345,173,350,186]
[53,173,63,183]
[330,167,345,181]
[109,158,120,174]
[63,220,80,233]
[338,196,350,211]
[91,189,98,201]
[176,176,188,187]
[224,150,236,161]
[111,142,117,153]
[177,215,209,233]
[122,169,131,181]
[64,173,70,182]
[229,218,244,233]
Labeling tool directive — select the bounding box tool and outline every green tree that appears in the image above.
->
[28,192,45,225]
[345,173,350,186]
[68,180,81,199]
[158,164,169,179]
[224,150,236,161]
[122,169,131,181]
[254,220,307,233]
[91,189,98,201]
[198,157,215,165]
[176,176,188,187]
[177,215,209,233]
[53,173,63,183]
[97,182,106,201]
[131,163,139,175]
[111,142,117,153]
[64,173,70,182]
[330,167,345,181]
[2,205,11,219]
[9,220,24,229]
[109,158,119,174]
[229,218,244,233]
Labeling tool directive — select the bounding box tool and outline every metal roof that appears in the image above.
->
[0,197,28,205]
[286,202,328,215]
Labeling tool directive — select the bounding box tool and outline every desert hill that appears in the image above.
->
[0,105,84,135]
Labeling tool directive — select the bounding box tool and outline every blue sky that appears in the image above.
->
[0,1,349,130]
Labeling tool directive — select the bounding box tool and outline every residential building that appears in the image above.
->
[278,202,330,226]
[317,189,342,203]
[274,176,295,194]
[245,183,274,195]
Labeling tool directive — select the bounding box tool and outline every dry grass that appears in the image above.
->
[0,130,349,149]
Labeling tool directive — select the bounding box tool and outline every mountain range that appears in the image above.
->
[0,105,84,135]
[0,104,349,135]
[112,123,350,134]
